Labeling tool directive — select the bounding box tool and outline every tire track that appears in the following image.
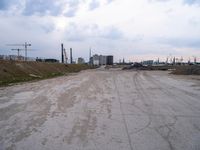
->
[130,71,153,134]
[132,71,175,150]
[112,72,134,150]
[141,71,200,112]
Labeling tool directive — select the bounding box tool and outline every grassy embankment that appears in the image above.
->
[0,60,93,86]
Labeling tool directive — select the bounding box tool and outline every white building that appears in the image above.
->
[91,54,113,66]
[93,54,100,65]
[99,55,107,65]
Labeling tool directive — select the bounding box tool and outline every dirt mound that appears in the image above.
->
[122,63,173,70]
[122,63,200,75]
[0,60,92,86]
[122,63,148,70]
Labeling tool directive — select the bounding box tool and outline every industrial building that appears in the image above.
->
[90,54,113,66]
[36,58,59,63]
[107,55,114,65]
[77,57,85,64]
[0,55,35,61]
[99,55,107,65]
[142,60,154,66]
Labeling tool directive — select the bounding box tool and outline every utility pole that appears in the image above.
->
[70,48,73,64]
[89,48,91,65]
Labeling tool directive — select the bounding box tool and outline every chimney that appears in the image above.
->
[61,43,64,63]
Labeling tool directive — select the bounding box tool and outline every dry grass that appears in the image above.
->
[171,65,200,75]
[0,60,93,86]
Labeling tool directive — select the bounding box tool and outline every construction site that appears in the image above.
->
[0,51,200,150]
[1,0,200,149]
[0,38,200,150]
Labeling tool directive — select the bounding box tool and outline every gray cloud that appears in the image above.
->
[89,0,100,10]
[0,0,9,10]
[148,0,170,3]
[8,16,56,34]
[0,0,19,10]
[65,23,123,42]
[65,23,86,41]
[65,7,78,17]
[0,0,81,17]
[107,0,114,4]
[188,17,200,27]
[156,37,200,48]
[40,24,55,33]
[23,0,62,16]
[67,0,80,7]
[0,0,63,16]
[100,27,123,40]
[183,0,200,5]
[65,0,80,17]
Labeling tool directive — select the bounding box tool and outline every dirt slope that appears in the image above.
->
[0,60,91,85]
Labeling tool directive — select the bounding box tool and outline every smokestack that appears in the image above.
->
[61,43,64,63]
[70,48,73,64]
[89,48,91,65]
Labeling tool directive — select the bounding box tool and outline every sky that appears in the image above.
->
[0,0,200,62]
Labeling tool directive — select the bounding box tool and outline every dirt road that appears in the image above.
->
[0,69,200,150]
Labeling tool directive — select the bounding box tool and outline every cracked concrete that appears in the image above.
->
[0,69,200,150]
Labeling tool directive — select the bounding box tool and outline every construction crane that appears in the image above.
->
[11,48,23,57]
[7,42,31,61]
[11,48,24,60]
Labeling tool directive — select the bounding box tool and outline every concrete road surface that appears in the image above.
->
[0,69,200,150]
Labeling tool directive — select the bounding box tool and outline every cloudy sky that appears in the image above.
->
[0,0,200,62]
